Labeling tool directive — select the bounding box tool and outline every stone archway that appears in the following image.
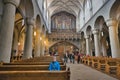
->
[80,31,86,54]
[49,41,79,57]
[93,16,110,57]
[107,0,120,58]
[110,0,120,48]
[85,26,92,56]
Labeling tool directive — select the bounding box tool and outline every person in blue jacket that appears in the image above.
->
[49,56,60,71]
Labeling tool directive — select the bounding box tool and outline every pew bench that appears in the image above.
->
[105,59,117,75]
[0,70,70,80]
[87,57,92,66]
[14,59,62,63]
[2,62,64,65]
[83,57,88,65]
[98,58,107,71]
[117,61,120,79]
[92,57,99,69]
[11,56,62,63]
[0,65,66,71]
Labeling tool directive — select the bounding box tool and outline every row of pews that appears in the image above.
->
[81,56,120,79]
[0,56,70,80]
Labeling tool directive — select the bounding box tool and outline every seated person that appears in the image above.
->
[49,56,60,71]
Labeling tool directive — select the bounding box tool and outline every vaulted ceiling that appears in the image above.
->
[46,0,84,17]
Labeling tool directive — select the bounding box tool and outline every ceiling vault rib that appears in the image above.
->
[47,0,84,17]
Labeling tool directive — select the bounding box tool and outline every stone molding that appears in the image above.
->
[4,0,20,7]
[26,17,35,26]
[92,29,99,35]
[106,18,118,28]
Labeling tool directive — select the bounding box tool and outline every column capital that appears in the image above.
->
[4,0,20,7]
[92,29,99,35]
[84,35,89,39]
[106,18,118,27]
[26,17,35,26]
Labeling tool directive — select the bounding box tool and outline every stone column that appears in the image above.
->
[22,18,34,59]
[85,35,90,56]
[12,34,19,56]
[81,40,86,54]
[34,30,41,57]
[0,0,20,62]
[101,38,107,56]
[106,19,120,58]
[92,29,101,56]
[41,39,45,56]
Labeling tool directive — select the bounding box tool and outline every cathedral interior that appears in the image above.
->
[0,0,120,80]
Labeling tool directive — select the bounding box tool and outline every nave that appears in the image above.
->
[67,63,118,80]
[0,55,119,80]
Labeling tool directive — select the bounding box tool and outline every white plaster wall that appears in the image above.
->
[92,0,103,15]
[80,11,84,29]
[79,0,115,32]
[84,1,91,23]
[34,0,49,31]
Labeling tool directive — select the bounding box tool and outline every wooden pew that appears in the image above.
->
[83,57,88,65]
[7,56,70,80]
[92,57,103,70]
[2,62,64,65]
[105,58,117,75]
[92,57,99,69]
[97,57,107,71]
[0,65,66,71]
[13,57,62,63]
[117,60,120,79]
[87,57,92,66]
[0,70,70,80]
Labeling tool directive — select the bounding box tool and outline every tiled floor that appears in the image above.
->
[67,63,118,80]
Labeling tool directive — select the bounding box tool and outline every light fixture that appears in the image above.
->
[34,31,36,36]
[18,42,20,46]
[40,37,42,40]
[44,41,46,44]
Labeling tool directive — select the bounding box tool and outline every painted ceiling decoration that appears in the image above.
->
[47,0,84,17]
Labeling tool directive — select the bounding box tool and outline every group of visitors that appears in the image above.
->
[49,51,58,56]
[63,51,83,64]
[48,51,85,71]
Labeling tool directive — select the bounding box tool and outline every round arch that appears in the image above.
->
[110,0,120,19]
[49,41,79,49]
[49,41,79,56]
[35,15,41,29]
[94,16,105,30]
[86,25,92,36]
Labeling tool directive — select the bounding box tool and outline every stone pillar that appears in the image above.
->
[85,35,90,56]
[106,19,120,58]
[0,0,20,62]
[101,38,107,56]
[41,40,45,56]
[92,29,101,56]
[34,30,40,57]
[81,40,86,54]
[39,36,43,56]
[22,18,34,59]
[12,34,18,56]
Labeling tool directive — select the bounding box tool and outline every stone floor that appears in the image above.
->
[67,63,118,80]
